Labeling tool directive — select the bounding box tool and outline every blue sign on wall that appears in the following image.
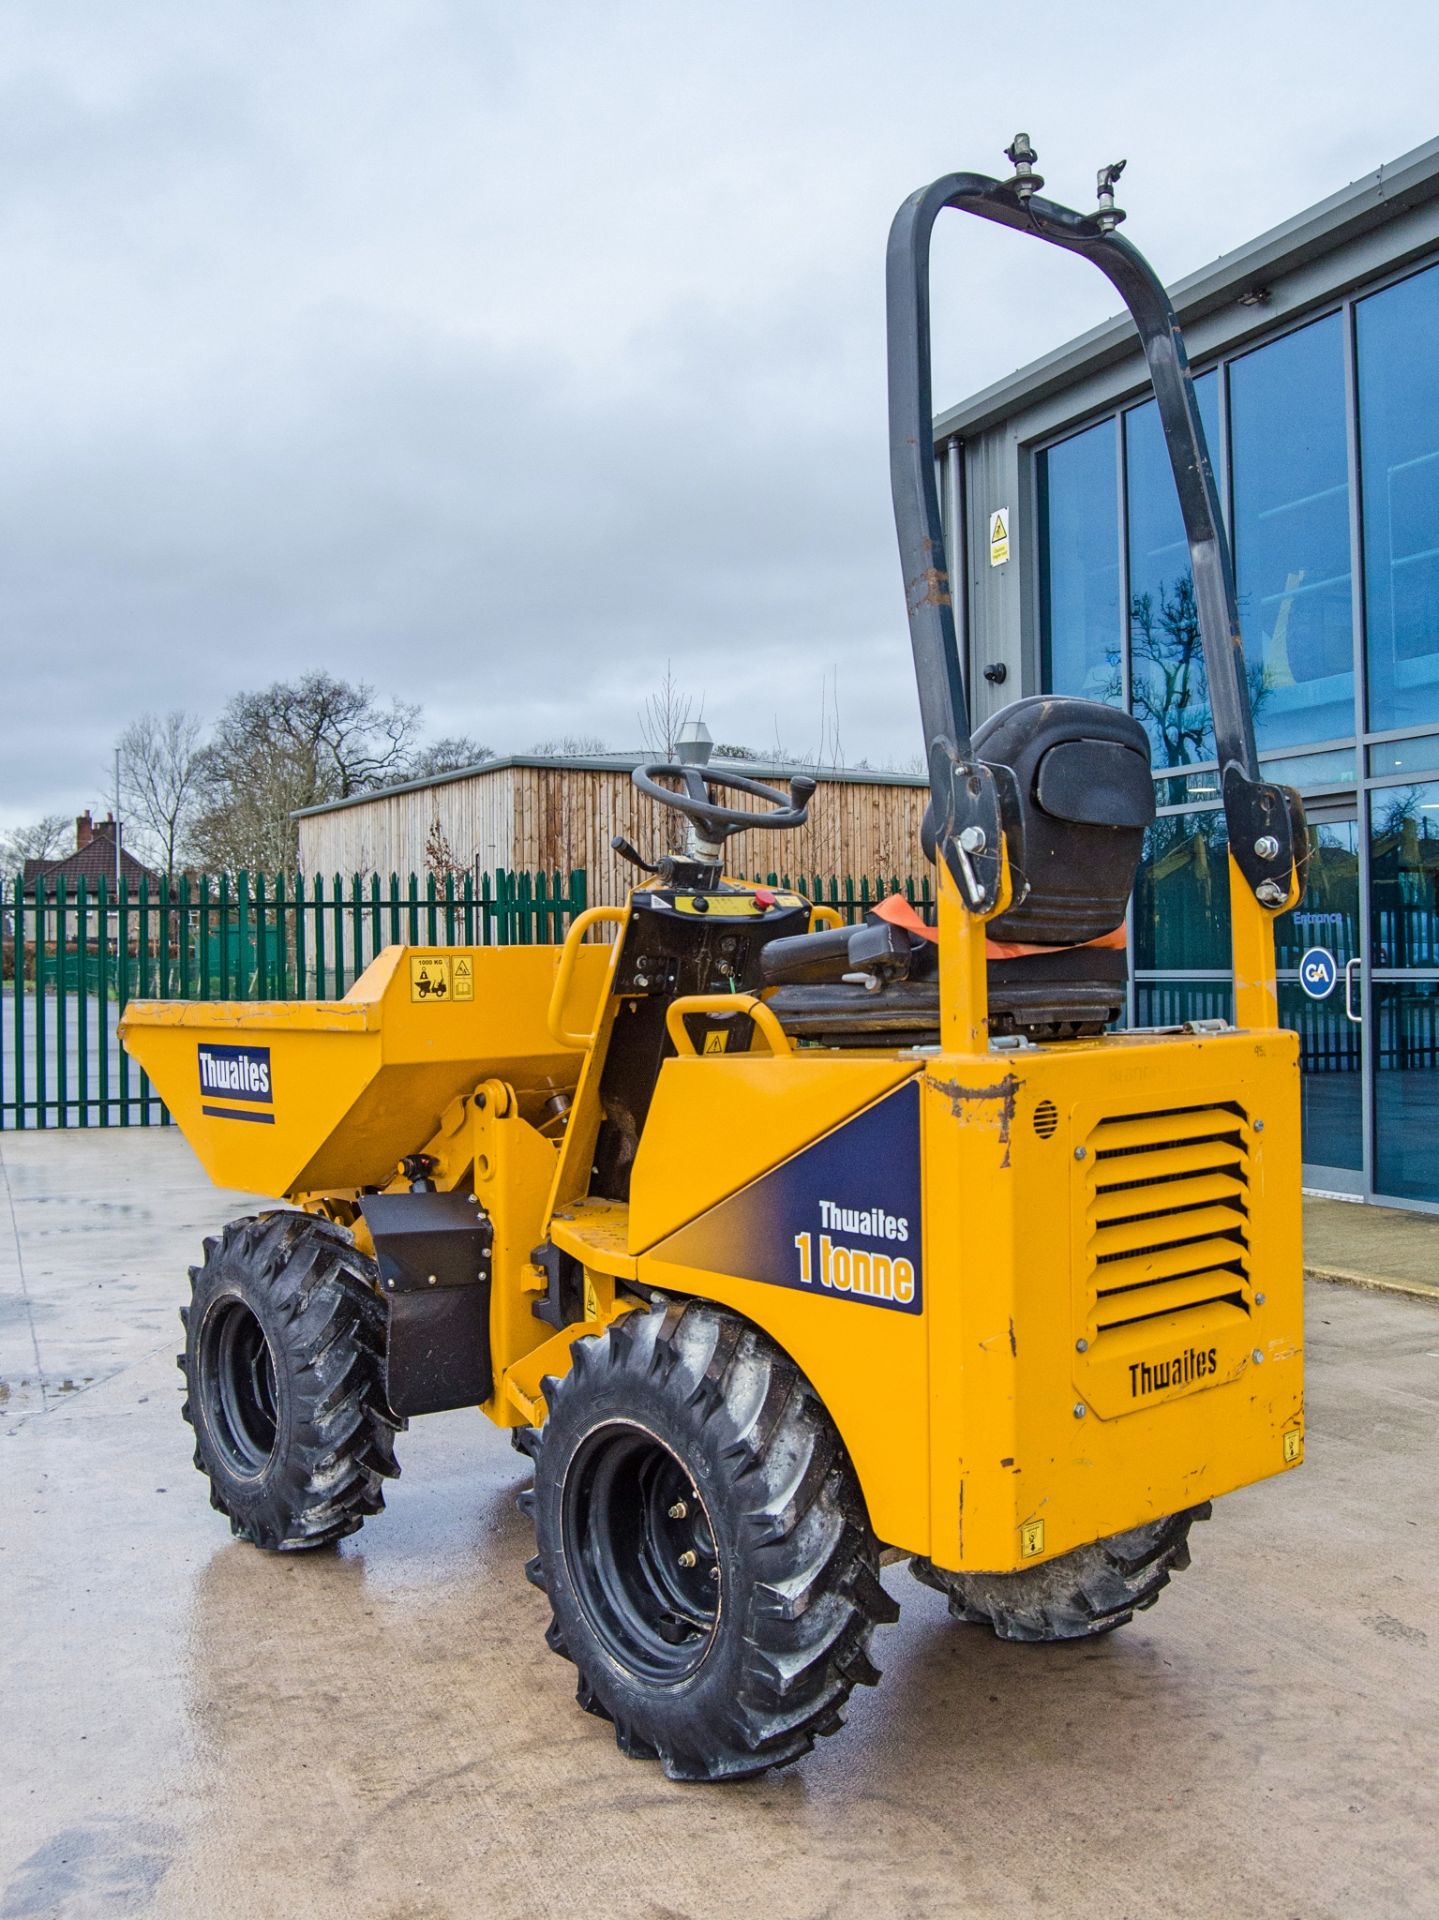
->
[1299,948,1338,1000]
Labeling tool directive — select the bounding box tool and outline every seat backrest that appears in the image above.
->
[969,696,1155,946]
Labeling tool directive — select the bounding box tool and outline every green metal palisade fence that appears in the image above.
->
[0,869,587,1130]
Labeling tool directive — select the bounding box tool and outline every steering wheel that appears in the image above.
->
[631,763,817,847]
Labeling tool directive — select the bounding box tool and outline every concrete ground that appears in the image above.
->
[1306,1193,1439,1301]
[2,1131,1437,1920]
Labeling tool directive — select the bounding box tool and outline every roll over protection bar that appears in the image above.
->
[887,146,1307,916]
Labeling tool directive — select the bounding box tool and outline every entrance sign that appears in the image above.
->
[1299,947,1338,1000]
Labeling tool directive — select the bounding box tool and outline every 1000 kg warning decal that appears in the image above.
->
[653,1081,922,1314]
[410,954,474,1003]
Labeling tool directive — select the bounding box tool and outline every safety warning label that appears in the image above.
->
[410,954,451,1001]
[989,507,1010,567]
[452,954,474,1003]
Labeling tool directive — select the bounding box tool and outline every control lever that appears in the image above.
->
[611,834,661,875]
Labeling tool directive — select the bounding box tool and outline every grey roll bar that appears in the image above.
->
[887,145,1305,912]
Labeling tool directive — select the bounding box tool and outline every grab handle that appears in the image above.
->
[665,994,792,1058]
[547,907,626,1051]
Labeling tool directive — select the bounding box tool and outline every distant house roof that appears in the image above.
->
[24,812,158,889]
[292,751,927,820]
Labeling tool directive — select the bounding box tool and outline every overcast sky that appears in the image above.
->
[4,1,1438,832]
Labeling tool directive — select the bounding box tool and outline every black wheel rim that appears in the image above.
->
[203,1298,280,1476]
[563,1422,721,1683]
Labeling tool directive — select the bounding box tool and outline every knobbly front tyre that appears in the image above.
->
[910,1504,1210,1642]
[180,1211,402,1550]
[524,1297,899,1782]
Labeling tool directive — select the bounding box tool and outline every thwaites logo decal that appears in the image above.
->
[198,1043,275,1123]
[655,1081,922,1313]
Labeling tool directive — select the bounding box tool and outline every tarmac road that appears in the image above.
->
[2,1129,1436,1920]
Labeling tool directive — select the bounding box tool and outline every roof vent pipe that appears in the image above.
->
[675,720,713,766]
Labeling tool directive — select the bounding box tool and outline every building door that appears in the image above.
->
[1275,805,1365,1193]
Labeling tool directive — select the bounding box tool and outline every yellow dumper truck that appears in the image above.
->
[122,140,1306,1782]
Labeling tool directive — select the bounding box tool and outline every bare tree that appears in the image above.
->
[639,661,693,762]
[529,733,610,757]
[117,710,205,878]
[192,673,426,873]
[403,736,494,781]
[423,813,469,881]
[0,814,72,877]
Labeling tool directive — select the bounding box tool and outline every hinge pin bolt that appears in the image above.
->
[678,1549,697,1568]
[959,825,987,855]
[1255,835,1280,860]
[668,1500,688,1520]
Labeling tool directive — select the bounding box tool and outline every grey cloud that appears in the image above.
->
[2,0,1433,828]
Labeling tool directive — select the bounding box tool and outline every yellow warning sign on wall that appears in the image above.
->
[409,954,452,1002]
[989,507,1011,568]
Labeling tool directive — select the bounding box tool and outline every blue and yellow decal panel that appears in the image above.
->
[652,1081,922,1313]
[197,1041,276,1125]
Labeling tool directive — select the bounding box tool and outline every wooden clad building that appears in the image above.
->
[295,754,930,904]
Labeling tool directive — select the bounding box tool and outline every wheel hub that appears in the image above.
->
[563,1422,720,1683]
[203,1297,280,1476]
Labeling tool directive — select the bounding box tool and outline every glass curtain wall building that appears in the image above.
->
[935,139,1439,1210]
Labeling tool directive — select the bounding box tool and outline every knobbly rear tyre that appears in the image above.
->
[525,1298,899,1782]
[911,1504,1209,1642]
[181,1212,402,1551]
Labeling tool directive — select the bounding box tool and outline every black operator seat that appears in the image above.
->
[762,696,1156,1043]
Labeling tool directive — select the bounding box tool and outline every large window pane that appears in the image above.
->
[1277,981,1363,1172]
[1135,978,1232,1027]
[1231,316,1353,751]
[1359,263,1439,733]
[1369,781,1439,967]
[1374,981,1439,1201]
[1276,818,1359,971]
[1038,418,1120,702]
[1132,808,1229,971]
[1125,372,1222,768]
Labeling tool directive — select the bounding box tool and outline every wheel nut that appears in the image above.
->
[668,1500,688,1520]
[678,1549,697,1568]
[708,1565,721,1582]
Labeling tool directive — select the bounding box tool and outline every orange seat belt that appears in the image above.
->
[870,891,1127,960]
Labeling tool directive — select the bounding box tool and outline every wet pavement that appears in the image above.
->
[2,1128,1437,1920]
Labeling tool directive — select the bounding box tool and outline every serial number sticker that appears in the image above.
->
[1020,1519,1045,1559]
[410,955,452,1002]
[1283,1428,1303,1463]
[452,955,474,1003]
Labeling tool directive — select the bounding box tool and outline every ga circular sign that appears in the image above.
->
[1299,947,1339,999]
